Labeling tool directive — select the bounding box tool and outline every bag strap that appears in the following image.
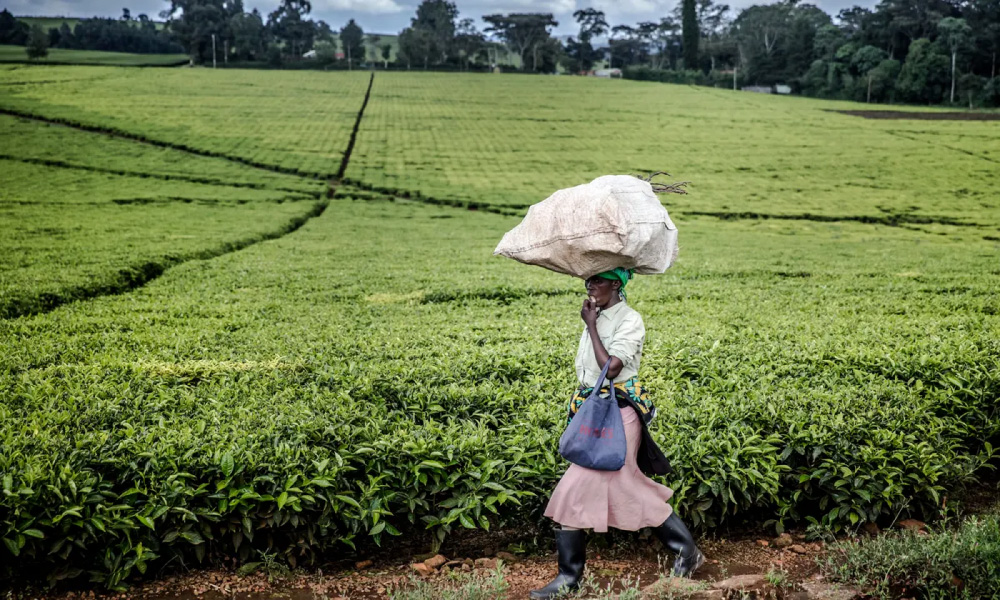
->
[593,357,614,392]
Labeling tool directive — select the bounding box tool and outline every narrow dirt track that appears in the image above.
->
[832,109,1000,121]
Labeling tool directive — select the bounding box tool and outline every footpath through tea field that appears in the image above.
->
[1,66,998,589]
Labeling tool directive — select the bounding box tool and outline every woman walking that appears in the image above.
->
[531,268,704,599]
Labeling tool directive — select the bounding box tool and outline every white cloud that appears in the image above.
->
[591,0,673,16]
[6,0,151,18]
[7,0,881,34]
[315,0,406,14]
[462,0,577,15]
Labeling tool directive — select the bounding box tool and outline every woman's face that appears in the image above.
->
[585,277,619,307]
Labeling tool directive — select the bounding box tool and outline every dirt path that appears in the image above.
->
[27,531,857,600]
[832,109,1000,121]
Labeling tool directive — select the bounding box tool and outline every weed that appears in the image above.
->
[389,564,508,600]
[765,566,788,588]
[235,551,291,583]
[823,513,1000,599]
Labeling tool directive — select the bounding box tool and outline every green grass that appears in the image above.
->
[390,563,509,599]
[0,45,186,66]
[825,514,1000,598]
[0,67,998,589]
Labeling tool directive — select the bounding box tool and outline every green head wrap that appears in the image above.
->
[595,267,635,300]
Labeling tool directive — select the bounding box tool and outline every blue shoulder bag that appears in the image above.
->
[558,358,627,471]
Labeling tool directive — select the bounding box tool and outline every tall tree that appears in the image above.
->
[398,25,433,68]
[339,18,363,68]
[695,0,732,70]
[0,9,29,45]
[412,0,458,64]
[483,13,558,72]
[609,25,649,68]
[731,2,792,82]
[314,19,333,42]
[837,6,871,36]
[966,0,1000,79]
[565,8,607,72]
[229,10,265,60]
[937,17,971,103]
[695,0,730,36]
[784,4,831,80]
[453,18,486,69]
[682,0,699,69]
[574,8,608,41]
[533,35,564,73]
[639,18,681,69]
[163,0,228,64]
[25,23,49,59]
[875,0,958,58]
[57,22,74,48]
[268,0,314,58]
[896,37,950,103]
[852,45,888,102]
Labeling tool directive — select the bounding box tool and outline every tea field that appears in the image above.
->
[1,66,998,589]
[0,112,325,318]
[0,45,187,66]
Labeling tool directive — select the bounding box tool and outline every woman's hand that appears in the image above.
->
[581,296,599,327]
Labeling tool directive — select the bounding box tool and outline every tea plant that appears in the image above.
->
[2,196,997,588]
[0,66,371,176]
[1,66,998,590]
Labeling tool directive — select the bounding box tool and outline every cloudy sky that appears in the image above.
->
[5,0,879,35]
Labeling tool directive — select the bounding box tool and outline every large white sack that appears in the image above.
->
[494,175,679,278]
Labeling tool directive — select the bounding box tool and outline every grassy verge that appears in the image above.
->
[390,564,510,600]
[824,514,1000,599]
[0,45,186,66]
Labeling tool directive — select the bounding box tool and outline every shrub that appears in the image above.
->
[824,514,1000,599]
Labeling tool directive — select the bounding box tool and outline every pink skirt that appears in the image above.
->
[544,407,673,532]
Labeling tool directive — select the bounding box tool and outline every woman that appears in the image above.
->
[531,268,704,599]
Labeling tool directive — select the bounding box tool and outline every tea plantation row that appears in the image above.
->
[4,195,999,587]
[3,68,999,230]
[1,66,998,589]
[0,116,327,318]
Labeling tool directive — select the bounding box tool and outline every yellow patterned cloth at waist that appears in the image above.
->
[567,377,655,424]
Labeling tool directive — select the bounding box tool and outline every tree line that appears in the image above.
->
[569,0,997,107]
[1,9,184,56]
[4,0,998,107]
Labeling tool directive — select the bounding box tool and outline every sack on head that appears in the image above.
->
[494,175,679,279]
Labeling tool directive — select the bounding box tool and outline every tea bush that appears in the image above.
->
[1,67,998,589]
[3,197,998,588]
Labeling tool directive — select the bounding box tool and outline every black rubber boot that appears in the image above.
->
[651,512,705,578]
[529,528,587,599]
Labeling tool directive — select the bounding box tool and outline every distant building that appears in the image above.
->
[741,84,792,95]
[594,68,622,78]
[302,50,316,59]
